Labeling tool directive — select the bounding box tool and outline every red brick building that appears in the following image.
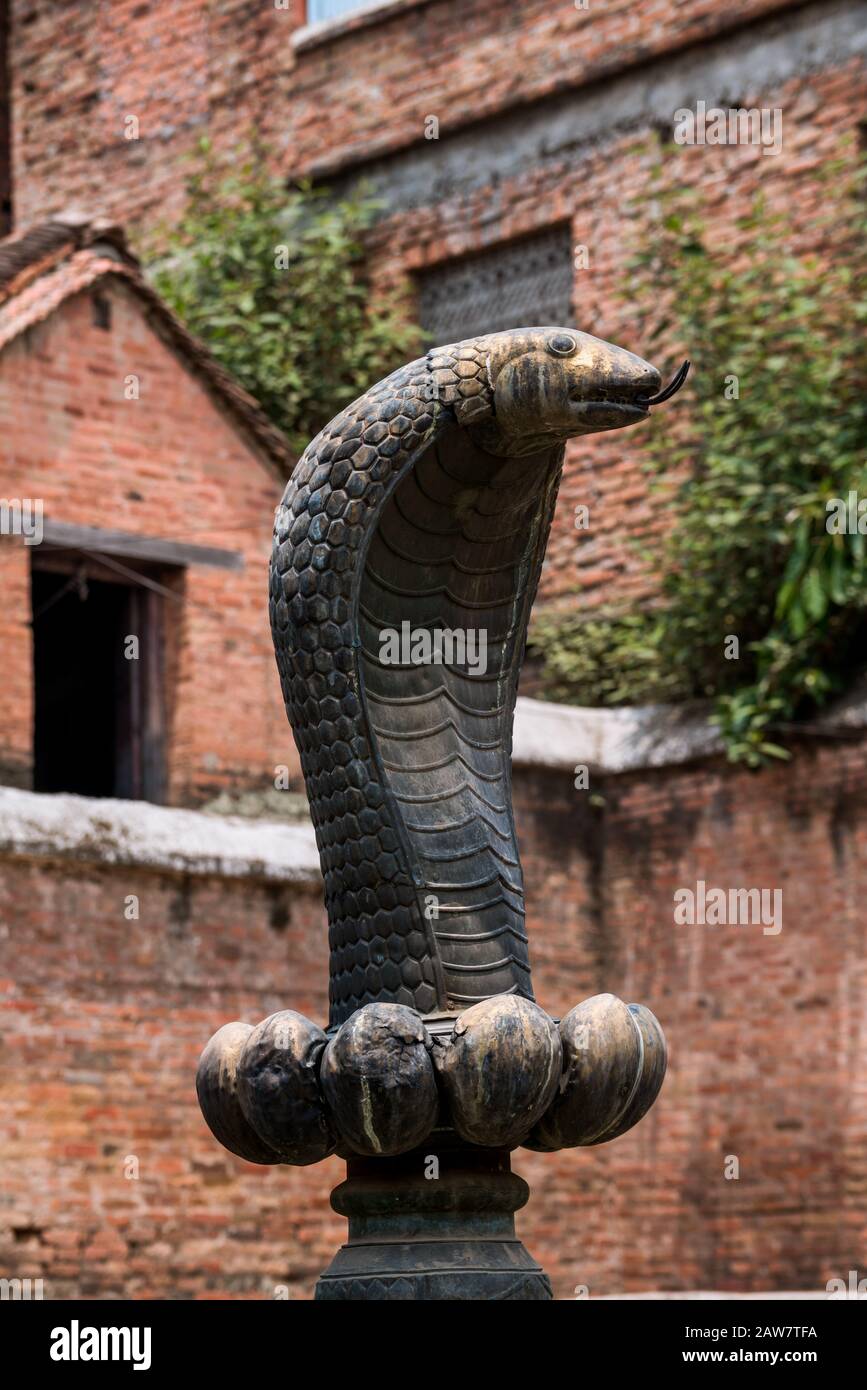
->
[0,0,866,1300]
[5,0,866,608]
[0,215,294,802]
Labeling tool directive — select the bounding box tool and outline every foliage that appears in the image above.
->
[529,149,867,765]
[529,610,689,707]
[149,142,422,454]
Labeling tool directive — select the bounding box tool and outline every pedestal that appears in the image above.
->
[315,1137,552,1301]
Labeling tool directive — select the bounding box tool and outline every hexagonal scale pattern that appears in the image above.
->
[269,336,554,1026]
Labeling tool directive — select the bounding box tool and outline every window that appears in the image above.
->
[307,0,369,23]
[91,291,112,331]
[417,226,574,346]
[31,555,169,802]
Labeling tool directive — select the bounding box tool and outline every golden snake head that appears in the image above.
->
[463,327,684,457]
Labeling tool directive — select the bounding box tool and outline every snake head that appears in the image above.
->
[467,327,683,456]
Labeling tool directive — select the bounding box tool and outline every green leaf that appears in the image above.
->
[145,145,422,455]
[801,567,828,622]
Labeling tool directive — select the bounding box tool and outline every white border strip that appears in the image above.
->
[512,689,867,775]
[0,786,321,883]
[512,695,723,774]
[2,686,865,878]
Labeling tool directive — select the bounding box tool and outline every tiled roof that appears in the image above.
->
[0,215,129,301]
[0,215,295,477]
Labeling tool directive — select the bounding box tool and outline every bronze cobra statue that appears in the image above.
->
[197,328,688,1300]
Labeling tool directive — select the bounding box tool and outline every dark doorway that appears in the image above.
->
[0,1,10,235]
[31,563,167,801]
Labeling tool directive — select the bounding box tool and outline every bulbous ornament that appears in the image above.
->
[196,1021,281,1166]
[436,995,562,1148]
[320,1002,439,1157]
[237,1010,336,1166]
[526,993,667,1151]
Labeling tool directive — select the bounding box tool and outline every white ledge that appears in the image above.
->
[512,696,722,774]
[512,684,867,776]
[2,687,866,877]
[0,787,321,883]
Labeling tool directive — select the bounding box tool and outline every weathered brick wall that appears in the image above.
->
[514,743,867,1293]
[2,739,864,1298]
[10,1,863,612]
[9,0,795,230]
[9,0,298,233]
[0,855,340,1298]
[361,56,867,614]
[0,277,300,802]
[2,0,865,1303]
[0,538,32,785]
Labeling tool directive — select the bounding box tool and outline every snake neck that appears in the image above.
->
[271,348,562,1025]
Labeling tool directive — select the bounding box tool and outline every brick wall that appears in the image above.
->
[359,55,867,614]
[513,745,867,1293]
[9,1,863,613]
[9,0,795,230]
[0,538,32,785]
[1,739,864,1299]
[10,0,296,233]
[2,0,865,1303]
[0,277,300,802]
[0,853,340,1299]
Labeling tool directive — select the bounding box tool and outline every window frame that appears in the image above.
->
[30,549,172,804]
[294,0,435,55]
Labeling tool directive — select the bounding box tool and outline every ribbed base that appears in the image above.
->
[314,1140,552,1301]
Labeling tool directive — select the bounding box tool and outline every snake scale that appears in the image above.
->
[269,327,681,1027]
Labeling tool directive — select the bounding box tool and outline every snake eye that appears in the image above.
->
[547,333,577,357]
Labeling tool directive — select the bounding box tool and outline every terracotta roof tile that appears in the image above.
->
[0,216,129,303]
[0,217,295,478]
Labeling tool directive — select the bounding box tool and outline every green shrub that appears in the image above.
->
[530,150,867,765]
[149,142,421,455]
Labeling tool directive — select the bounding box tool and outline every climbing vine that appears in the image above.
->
[149,142,421,456]
[530,147,867,765]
